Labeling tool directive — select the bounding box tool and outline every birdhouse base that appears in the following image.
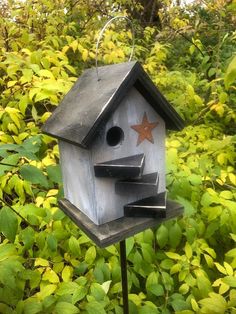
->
[59,198,184,248]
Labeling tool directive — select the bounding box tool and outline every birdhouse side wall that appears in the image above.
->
[58,140,98,224]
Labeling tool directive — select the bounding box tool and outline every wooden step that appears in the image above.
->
[124,192,167,218]
[116,172,158,195]
[94,153,145,178]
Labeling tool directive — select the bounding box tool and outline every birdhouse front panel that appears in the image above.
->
[91,86,166,224]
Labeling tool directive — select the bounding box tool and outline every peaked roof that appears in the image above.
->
[43,61,184,148]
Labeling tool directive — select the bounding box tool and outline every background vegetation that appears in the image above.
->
[0,0,235,313]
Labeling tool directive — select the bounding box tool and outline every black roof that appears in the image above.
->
[42,61,184,148]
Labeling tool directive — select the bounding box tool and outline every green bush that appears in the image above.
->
[0,0,235,313]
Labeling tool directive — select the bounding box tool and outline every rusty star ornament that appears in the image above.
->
[131,112,159,146]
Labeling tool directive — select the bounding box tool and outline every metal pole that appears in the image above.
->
[120,240,129,314]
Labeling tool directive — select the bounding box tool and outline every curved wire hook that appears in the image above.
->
[95,16,135,81]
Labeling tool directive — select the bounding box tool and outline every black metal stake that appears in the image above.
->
[120,240,129,314]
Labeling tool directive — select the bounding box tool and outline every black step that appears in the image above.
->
[94,154,145,178]
[124,192,167,218]
[116,172,158,195]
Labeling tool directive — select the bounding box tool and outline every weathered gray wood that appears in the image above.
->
[58,141,98,223]
[91,87,166,191]
[59,198,184,248]
[91,87,166,224]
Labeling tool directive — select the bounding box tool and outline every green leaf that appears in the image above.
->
[161,271,174,291]
[225,55,236,89]
[171,298,190,311]
[125,237,134,256]
[179,283,189,295]
[23,301,43,314]
[139,304,159,314]
[0,154,19,176]
[177,197,196,216]
[208,68,216,77]
[0,207,18,242]
[160,258,174,269]
[0,144,18,157]
[90,283,105,301]
[230,233,236,242]
[105,244,119,256]
[35,258,50,267]
[101,280,112,294]
[20,226,35,249]
[47,234,57,251]
[42,268,59,284]
[188,174,202,185]
[156,225,168,248]
[199,293,227,313]
[197,276,212,298]
[85,300,106,314]
[55,302,79,314]
[141,243,153,263]
[226,248,236,258]
[19,269,41,290]
[146,272,158,288]
[94,266,104,283]
[147,284,164,296]
[0,243,16,261]
[38,69,54,78]
[165,252,181,260]
[169,222,182,248]
[56,282,78,296]
[170,263,181,275]
[62,265,73,282]
[20,164,48,188]
[36,284,57,300]
[19,94,29,115]
[85,246,96,265]
[46,165,62,184]
[72,286,87,303]
[0,303,13,314]
[222,276,236,287]
[21,135,42,154]
[220,190,233,200]
[69,236,81,256]
[184,242,192,259]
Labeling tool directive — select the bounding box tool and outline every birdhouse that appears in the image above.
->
[43,61,184,225]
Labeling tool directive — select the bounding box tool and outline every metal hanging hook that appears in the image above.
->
[95,16,135,81]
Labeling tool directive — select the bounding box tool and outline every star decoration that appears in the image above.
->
[131,112,159,146]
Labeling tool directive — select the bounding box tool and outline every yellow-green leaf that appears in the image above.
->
[42,268,60,283]
[184,242,192,259]
[36,284,57,300]
[214,262,227,275]
[38,69,54,78]
[62,265,73,282]
[35,258,49,267]
[165,252,182,260]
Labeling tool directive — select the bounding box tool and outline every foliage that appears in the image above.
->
[0,0,235,313]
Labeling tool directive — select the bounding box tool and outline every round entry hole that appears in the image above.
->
[106,126,124,146]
